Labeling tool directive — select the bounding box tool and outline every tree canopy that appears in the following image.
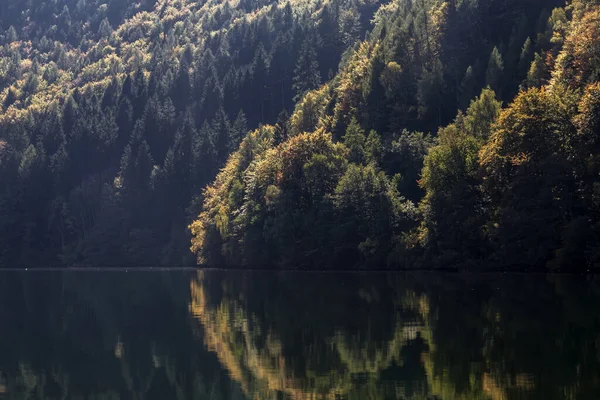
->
[2,0,600,270]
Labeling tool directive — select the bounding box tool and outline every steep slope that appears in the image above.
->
[0,0,378,267]
[192,0,600,270]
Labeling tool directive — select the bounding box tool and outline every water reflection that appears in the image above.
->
[0,271,244,400]
[0,271,599,399]
[190,271,600,400]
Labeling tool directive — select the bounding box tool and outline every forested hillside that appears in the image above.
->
[191,0,600,270]
[2,0,599,270]
[0,0,379,267]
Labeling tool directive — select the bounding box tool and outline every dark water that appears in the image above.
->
[0,271,599,399]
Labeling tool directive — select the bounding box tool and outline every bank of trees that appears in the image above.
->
[0,0,375,267]
[2,0,600,269]
[192,0,600,270]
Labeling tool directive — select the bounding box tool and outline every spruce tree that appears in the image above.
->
[293,37,321,102]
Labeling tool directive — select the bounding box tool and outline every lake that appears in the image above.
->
[0,270,599,399]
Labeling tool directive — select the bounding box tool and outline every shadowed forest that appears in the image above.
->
[1,0,600,269]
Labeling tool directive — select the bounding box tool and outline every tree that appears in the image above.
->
[485,47,504,92]
[574,82,600,203]
[57,5,72,40]
[333,163,414,265]
[133,141,154,195]
[98,17,113,38]
[251,44,270,122]
[526,52,548,88]
[102,76,120,109]
[459,65,477,110]
[6,25,17,42]
[339,8,361,48]
[274,109,290,145]
[191,129,348,267]
[464,87,501,140]
[318,2,342,79]
[171,63,191,111]
[195,121,217,184]
[212,108,231,164]
[342,117,366,164]
[552,6,600,89]
[42,62,59,84]
[3,87,17,110]
[419,120,485,265]
[230,110,248,151]
[364,130,382,166]
[480,87,579,267]
[518,37,533,77]
[417,60,445,128]
[293,37,321,102]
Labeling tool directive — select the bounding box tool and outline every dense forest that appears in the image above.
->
[1,0,600,269]
[0,0,378,267]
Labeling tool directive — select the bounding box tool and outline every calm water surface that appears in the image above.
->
[0,271,599,399]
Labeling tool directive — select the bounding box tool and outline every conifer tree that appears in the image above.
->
[293,37,321,102]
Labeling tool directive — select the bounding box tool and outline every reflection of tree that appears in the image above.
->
[0,271,599,399]
[192,272,600,400]
[190,271,435,399]
[0,271,243,400]
[419,274,600,400]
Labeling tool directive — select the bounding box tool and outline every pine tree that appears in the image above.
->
[172,63,191,111]
[6,25,17,42]
[459,66,477,110]
[251,44,270,122]
[133,140,154,195]
[274,109,290,145]
[42,63,59,84]
[169,111,196,204]
[526,52,547,88]
[102,76,120,110]
[212,108,231,164]
[318,2,341,78]
[3,87,17,110]
[518,37,533,77]
[339,8,361,48]
[417,60,444,128]
[62,95,79,136]
[230,110,248,151]
[98,18,113,38]
[293,37,321,102]
[343,117,366,164]
[485,47,504,92]
[196,120,217,184]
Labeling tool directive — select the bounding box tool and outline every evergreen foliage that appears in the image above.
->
[3,0,600,269]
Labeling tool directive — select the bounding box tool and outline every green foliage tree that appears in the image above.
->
[230,110,248,152]
[526,52,549,88]
[274,109,290,145]
[419,122,484,265]
[342,117,367,164]
[518,37,534,77]
[333,163,415,265]
[480,86,579,267]
[3,87,17,110]
[485,47,504,92]
[464,87,502,140]
[459,65,478,110]
[6,26,17,42]
[293,37,321,102]
[339,8,361,48]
